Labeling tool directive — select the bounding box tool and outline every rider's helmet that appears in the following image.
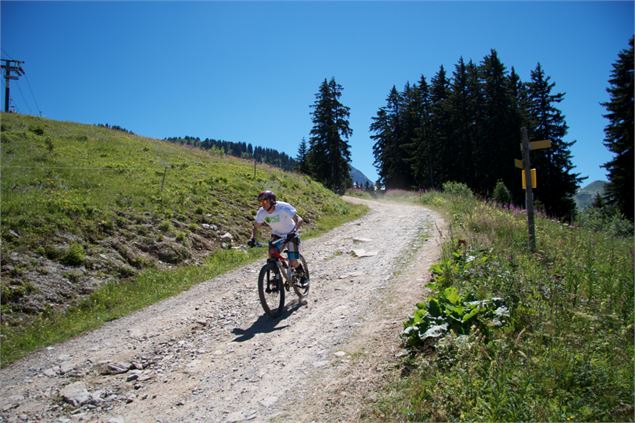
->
[257,190,276,205]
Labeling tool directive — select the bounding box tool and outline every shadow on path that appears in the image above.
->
[231,299,307,342]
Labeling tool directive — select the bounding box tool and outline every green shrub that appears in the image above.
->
[158,220,173,233]
[60,243,86,266]
[577,206,633,238]
[442,181,474,198]
[492,180,512,206]
[28,126,44,136]
[1,282,36,304]
[402,285,508,349]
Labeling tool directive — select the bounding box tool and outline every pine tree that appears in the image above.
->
[307,78,353,194]
[427,66,452,188]
[526,63,582,220]
[448,58,482,187]
[371,86,402,188]
[409,75,432,188]
[397,82,420,189]
[296,138,309,174]
[507,67,530,204]
[602,37,634,221]
[477,50,517,196]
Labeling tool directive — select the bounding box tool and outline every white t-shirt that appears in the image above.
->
[255,201,297,237]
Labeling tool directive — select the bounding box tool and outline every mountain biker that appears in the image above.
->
[248,190,308,286]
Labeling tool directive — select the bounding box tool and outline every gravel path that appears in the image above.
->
[0,197,446,423]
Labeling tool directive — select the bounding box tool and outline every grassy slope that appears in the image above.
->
[368,190,633,422]
[0,113,367,365]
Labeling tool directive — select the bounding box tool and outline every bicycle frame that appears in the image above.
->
[267,238,295,283]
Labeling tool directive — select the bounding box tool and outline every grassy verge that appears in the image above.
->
[1,202,367,366]
[368,189,634,422]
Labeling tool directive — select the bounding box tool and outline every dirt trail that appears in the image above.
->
[0,197,446,423]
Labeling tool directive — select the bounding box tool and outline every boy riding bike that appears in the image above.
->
[248,191,308,287]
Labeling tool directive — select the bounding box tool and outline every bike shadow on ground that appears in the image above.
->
[231,299,307,343]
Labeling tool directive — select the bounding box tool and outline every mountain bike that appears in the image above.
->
[254,236,310,317]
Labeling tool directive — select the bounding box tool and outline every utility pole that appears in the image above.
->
[1,59,25,113]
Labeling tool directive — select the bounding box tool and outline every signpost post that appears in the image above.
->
[518,128,552,253]
[520,127,536,252]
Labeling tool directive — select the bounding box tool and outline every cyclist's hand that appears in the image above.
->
[247,238,256,248]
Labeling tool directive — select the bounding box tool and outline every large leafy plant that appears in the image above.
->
[402,286,508,349]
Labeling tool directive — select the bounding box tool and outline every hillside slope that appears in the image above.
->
[0,113,361,327]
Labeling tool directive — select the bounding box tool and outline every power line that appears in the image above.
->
[15,79,34,115]
[23,73,42,116]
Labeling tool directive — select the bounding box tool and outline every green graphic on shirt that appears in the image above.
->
[264,215,281,224]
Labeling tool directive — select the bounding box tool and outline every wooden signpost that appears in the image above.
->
[517,127,551,253]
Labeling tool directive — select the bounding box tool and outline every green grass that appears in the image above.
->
[0,113,368,366]
[368,189,634,422]
[1,113,354,246]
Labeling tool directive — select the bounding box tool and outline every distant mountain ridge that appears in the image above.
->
[350,165,373,188]
[575,180,607,210]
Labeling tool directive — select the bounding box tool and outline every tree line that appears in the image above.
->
[163,136,297,172]
[369,49,584,220]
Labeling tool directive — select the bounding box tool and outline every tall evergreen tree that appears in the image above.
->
[448,58,482,187]
[395,82,420,189]
[409,75,432,188]
[526,63,582,220]
[507,66,530,204]
[477,50,517,196]
[371,86,402,188]
[296,138,309,174]
[602,37,634,221]
[307,78,353,194]
[427,66,452,188]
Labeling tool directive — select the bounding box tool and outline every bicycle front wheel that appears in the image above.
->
[258,263,285,317]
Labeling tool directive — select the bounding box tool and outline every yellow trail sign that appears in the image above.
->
[519,139,552,151]
[522,168,537,189]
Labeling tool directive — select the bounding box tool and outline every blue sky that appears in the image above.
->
[1,1,633,186]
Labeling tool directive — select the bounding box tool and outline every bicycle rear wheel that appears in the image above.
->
[292,255,310,298]
[258,263,285,317]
